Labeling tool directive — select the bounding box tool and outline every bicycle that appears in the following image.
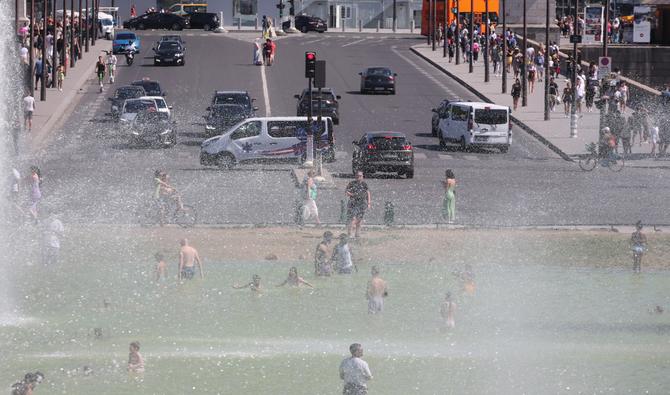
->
[135,197,197,227]
[578,142,624,172]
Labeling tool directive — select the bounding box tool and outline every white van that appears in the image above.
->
[437,102,512,152]
[99,13,115,40]
[200,117,335,169]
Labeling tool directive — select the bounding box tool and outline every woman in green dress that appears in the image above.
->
[441,169,456,223]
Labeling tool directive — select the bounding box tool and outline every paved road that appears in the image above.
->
[33,32,670,226]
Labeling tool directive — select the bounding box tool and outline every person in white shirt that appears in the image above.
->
[106,52,118,84]
[332,233,355,274]
[43,214,65,265]
[339,343,372,395]
[23,92,36,131]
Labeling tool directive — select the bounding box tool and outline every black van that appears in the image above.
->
[186,12,219,30]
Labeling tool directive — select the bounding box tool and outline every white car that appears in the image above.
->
[437,101,512,152]
[119,96,171,123]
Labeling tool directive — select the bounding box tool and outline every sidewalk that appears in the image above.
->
[411,44,669,169]
[26,40,108,154]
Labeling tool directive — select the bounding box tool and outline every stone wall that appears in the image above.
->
[578,46,670,89]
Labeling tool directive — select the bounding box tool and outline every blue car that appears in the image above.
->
[112,31,141,54]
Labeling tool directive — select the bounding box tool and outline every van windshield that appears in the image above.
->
[475,109,507,125]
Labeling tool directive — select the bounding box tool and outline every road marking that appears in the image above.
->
[390,46,457,96]
[463,155,479,161]
[260,63,271,116]
[413,152,428,159]
[438,154,453,160]
[341,38,367,47]
[302,38,328,45]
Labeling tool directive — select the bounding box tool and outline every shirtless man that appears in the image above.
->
[178,238,204,280]
[366,266,388,314]
[314,231,334,276]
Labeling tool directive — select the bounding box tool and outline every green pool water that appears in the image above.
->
[2,254,669,394]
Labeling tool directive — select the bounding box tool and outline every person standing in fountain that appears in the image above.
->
[23,91,35,132]
[440,292,456,329]
[332,233,355,274]
[277,267,314,288]
[28,166,42,223]
[631,221,647,274]
[314,231,334,276]
[154,252,167,282]
[233,274,262,293]
[178,238,204,281]
[366,266,388,314]
[43,213,64,265]
[127,341,145,375]
[441,169,456,224]
[346,171,371,239]
[339,343,373,395]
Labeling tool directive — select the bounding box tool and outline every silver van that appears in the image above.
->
[437,102,512,152]
[200,117,334,169]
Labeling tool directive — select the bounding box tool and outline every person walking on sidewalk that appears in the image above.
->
[34,57,44,90]
[511,78,522,111]
[106,51,118,84]
[527,62,537,94]
[548,77,559,112]
[302,170,321,226]
[441,169,456,223]
[56,65,65,91]
[23,92,35,132]
[562,81,574,117]
[492,44,501,76]
[95,56,106,92]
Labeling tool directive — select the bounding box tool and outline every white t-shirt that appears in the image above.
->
[339,357,372,387]
[45,218,64,249]
[23,95,35,112]
[19,47,28,62]
[107,55,117,67]
[335,244,353,271]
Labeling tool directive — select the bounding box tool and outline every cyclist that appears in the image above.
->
[153,170,184,223]
[95,56,106,92]
[599,127,617,165]
[106,51,117,84]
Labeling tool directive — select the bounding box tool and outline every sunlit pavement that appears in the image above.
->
[28,32,670,226]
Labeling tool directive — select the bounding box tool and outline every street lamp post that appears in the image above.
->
[443,0,448,57]
[70,0,75,67]
[521,0,527,106]
[41,0,47,100]
[91,0,96,45]
[570,0,578,138]
[455,0,460,64]
[84,0,89,52]
[428,0,432,45]
[29,0,35,92]
[432,0,437,50]
[393,0,396,31]
[544,0,550,120]
[78,0,82,59]
[62,0,67,73]
[603,0,609,57]
[52,0,59,85]
[501,0,507,92]
[468,0,473,73]
[484,0,489,82]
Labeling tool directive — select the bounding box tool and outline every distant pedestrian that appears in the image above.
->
[252,40,263,65]
[154,252,167,282]
[178,238,204,280]
[339,343,373,395]
[631,221,647,273]
[366,266,388,314]
[233,274,262,293]
[127,341,145,374]
[332,233,355,274]
[34,57,43,90]
[95,56,106,92]
[535,51,544,82]
[262,38,275,66]
[511,78,521,111]
[472,40,480,63]
[23,92,35,131]
[277,267,314,288]
[346,171,371,239]
[28,166,41,223]
[621,118,632,155]
[527,62,536,94]
[302,170,321,225]
[106,51,117,84]
[548,77,559,111]
[441,169,456,223]
[491,45,501,76]
[562,81,573,117]
[130,4,137,18]
[650,126,659,157]
[314,231,334,276]
[43,213,64,265]
[447,38,455,62]
[56,65,64,91]
[440,292,456,329]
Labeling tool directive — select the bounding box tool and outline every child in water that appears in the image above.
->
[440,292,456,329]
[277,267,314,288]
[154,252,167,282]
[128,341,145,374]
[233,274,263,293]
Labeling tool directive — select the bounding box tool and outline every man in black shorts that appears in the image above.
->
[345,171,371,238]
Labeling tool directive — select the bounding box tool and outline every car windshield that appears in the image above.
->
[302,92,335,101]
[370,136,407,149]
[125,100,156,113]
[116,88,144,99]
[101,19,113,26]
[135,82,160,94]
[161,36,180,42]
[135,111,168,123]
[366,68,392,76]
[116,33,135,40]
[158,42,181,51]
[214,94,249,106]
[475,109,508,125]
[212,105,246,117]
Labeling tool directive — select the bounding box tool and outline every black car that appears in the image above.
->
[431,97,463,136]
[359,67,397,95]
[153,41,185,66]
[158,35,185,47]
[352,132,414,178]
[203,104,254,137]
[282,14,327,33]
[128,111,177,147]
[186,12,219,30]
[131,79,166,97]
[211,91,257,113]
[108,85,146,117]
[294,88,341,124]
[123,12,189,30]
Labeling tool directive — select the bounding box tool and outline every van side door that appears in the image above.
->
[438,104,451,139]
[228,121,262,161]
[264,121,305,159]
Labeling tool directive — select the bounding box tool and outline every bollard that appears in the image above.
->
[342,18,345,32]
[238,18,242,30]
[377,20,380,33]
[393,19,397,33]
[294,199,304,226]
[410,20,414,34]
[358,19,362,32]
[340,200,347,224]
[384,201,395,226]
[255,15,259,30]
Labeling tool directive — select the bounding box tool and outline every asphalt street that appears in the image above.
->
[33,31,670,226]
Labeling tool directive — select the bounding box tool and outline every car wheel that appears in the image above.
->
[431,123,437,137]
[439,133,447,149]
[216,153,236,169]
[172,23,182,31]
[499,145,509,153]
[203,24,211,31]
[138,23,145,30]
[390,88,396,95]
[300,25,308,33]
[460,136,467,151]
[153,60,159,66]
[405,168,414,179]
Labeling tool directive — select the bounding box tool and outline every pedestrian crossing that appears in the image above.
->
[334,150,521,162]
[298,35,414,47]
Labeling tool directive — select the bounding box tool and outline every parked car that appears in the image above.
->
[153,40,185,66]
[123,12,189,30]
[127,111,177,147]
[352,132,414,178]
[437,101,512,152]
[431,98,462,136]
[200,117,335,169]
[204,104,255,137]
[282,14,327,33]
[167,3,207,16]
[294,88,341,125]
[186,12,219,30]
[112,31,141,54]
[131,79,166,97]
[359,67,397,94]
[108,85,146,117]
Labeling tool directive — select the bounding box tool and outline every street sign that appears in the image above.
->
[569,34,582,43]
[598,56,612,79]
[314,60,326,88]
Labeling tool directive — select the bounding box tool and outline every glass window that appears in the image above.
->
[268,121,308,139]
[231,121,261,140]
[167,4,180,12]
[475,109,508,124]
[371,136,407,150]
[451,106,469,121]
[154,99,167,109]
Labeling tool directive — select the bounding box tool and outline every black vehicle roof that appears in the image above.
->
[132,79,160,86]
[214,90,249,95]
[160,35,183,41]
[365,131,407,138]
[301,88,335,94]
[364,67,393,72]
[116,85,144,92]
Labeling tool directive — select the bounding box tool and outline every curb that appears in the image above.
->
[409,46,574,162]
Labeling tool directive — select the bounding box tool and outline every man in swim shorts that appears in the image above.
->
[366,266,387,314]
[179,238,204,280]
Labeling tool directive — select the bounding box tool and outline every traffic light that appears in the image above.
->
[305,51,316,78]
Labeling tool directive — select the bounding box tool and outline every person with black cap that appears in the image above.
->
[631,221,647,273]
